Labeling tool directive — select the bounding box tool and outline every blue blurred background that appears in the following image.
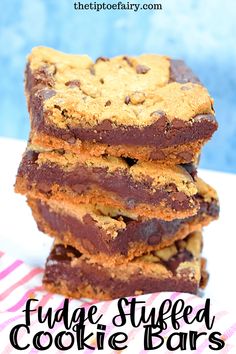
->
[0,0,235,172]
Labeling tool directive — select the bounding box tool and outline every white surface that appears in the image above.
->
[0,137,236,311]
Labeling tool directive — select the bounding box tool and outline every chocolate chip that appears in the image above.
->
[65,80,81,87]
[123,56,133,67]
[61,109,69,117]
[150,110,166,118]
[54,104,61,110]
[27,150,39,163]
[89,66,95,75]
[67,137,76,144]
[38,89,56,101]
[95,56,110,63]
[125,96,130,105]
[105,100,111,107]
[136,64,150,74]
[130,91,145,104]
[100,78,104,84]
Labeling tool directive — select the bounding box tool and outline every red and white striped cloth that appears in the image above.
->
[0,250,236,353]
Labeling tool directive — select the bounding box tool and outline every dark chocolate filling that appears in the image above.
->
[19,150,197,211]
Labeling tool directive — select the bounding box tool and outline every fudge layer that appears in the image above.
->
[26,46,217,164]
[15,147,199,220]
[43,231,207,300]
[28,178,219,264]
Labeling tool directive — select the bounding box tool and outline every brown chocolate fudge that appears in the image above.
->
[26,47,217,164]
[28,178,219,264]
[15,146,199,220]
[43,231,207,300]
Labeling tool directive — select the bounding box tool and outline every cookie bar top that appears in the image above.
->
[27,46,214,128]
[43,231,205,299]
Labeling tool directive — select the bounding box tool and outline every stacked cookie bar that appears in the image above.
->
[15,47,219,300]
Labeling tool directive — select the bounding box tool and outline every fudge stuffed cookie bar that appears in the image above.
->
[28,178,219,264]
[15,146,200,220]
[43,231,207,300]
[26,47,217,164]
